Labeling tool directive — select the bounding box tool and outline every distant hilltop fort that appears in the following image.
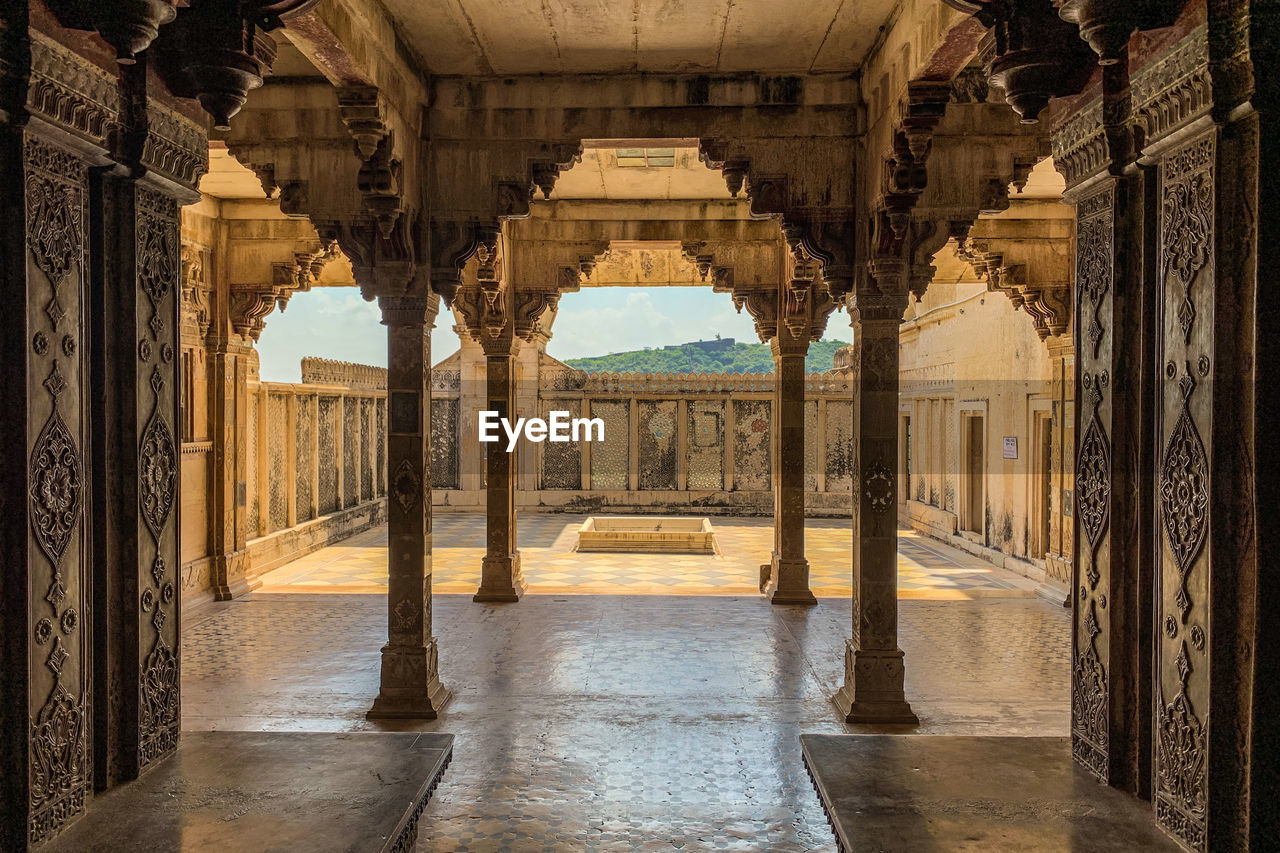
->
[662,338,735,352]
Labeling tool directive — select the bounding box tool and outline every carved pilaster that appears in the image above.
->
[1152,129,1215,853]
[2,130,94,852]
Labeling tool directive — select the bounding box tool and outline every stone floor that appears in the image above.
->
[183,593,1072,851]
[256,514,1043,599]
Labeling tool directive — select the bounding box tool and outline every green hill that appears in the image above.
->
[564,339,851,374]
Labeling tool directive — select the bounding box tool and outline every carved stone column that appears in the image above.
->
[475,334,526,602]
[833,258,917,724]
[765,331,816,605]
[92,172,187,784]
[1063,173,1151,792]
[368,295,450,719]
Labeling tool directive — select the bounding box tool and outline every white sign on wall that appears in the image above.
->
[1003,436,1018,459]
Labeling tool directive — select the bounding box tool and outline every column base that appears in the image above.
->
[831,642,919,725]
[765,556,817,606]
[473,552,527,602]
[367,640,452,720]
[212,549,254,601]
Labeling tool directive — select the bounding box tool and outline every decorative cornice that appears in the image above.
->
[27,31,120,145]
[1052,27,1210,187]
[142,102,209,190]
[1051,99,1106,187]
[1131,26,1211,147]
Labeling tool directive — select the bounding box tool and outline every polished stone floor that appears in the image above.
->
[257,514,1043,599]
[182,593,1071,851]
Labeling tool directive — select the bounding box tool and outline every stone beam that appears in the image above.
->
[278,0,429,126]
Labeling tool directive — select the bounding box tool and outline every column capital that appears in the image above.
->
[378,294,440,327]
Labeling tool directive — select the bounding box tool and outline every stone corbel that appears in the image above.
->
[781,232,820,342]
[514,290,560,341]
[880,83,953,241]
[318,213,421,301]
[906,218,961,303]
[357,132,403,238]
[473,229,506,338]
[228,285,280,341]
[151,2,318,130]
[955,235,1073,340]
[733,288,779,343]
[336,86,404,236]
[180,243,212,339]
[337,85,390,160]
[1019,284,1072,339]
[272,241,339,311]
[961,0,1097,124]
[529,144,584,199]
[429,219,486,305]
[556,244,612,293]
[46,0,178,65]
[1054,0,1189,67]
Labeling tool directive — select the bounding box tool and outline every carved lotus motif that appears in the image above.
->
[862,459,895,515]
[25,173,83,286]
[139,413,177,539]
[393,459,420,513]
[141,638,180,750]
[1159,407,1208,575]
[30,410,83,565]
[1161,172,1212,290]
[138,211,176,304]
[1075,415,1111,558]
[28,685,86,817]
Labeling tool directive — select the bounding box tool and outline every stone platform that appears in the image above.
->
[45,731,453,853]
[800,735,1180,852]
[576,515,718,554]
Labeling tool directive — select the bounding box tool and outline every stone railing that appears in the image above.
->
[300,356,388,390]
[432,368,858,516]
[243,377,388,574]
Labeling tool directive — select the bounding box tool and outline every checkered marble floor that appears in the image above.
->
[256,514,1042,600]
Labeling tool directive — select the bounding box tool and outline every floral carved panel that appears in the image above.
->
[1154,131,1215,853]
[1070,180,1115,784]
[23,135,90,845]
[135,187,182,770]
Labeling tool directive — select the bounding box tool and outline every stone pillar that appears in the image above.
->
[475,336,526,602]
[208,338,251,599]
[834,259,917,724]
[1066,171,1153,793]
[1,124,96,850]
[92,170,187,784]
[456,327,485,497]
[368,295,450,719]
[765,332,816,605]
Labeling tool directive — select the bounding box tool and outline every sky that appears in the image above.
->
[255,285,852,383]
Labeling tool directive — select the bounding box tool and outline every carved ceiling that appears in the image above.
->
[379,0,899,75]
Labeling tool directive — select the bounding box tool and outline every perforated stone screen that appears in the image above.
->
[639,400,677,490]
[589,401,629,490]
[733,399,771,491]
